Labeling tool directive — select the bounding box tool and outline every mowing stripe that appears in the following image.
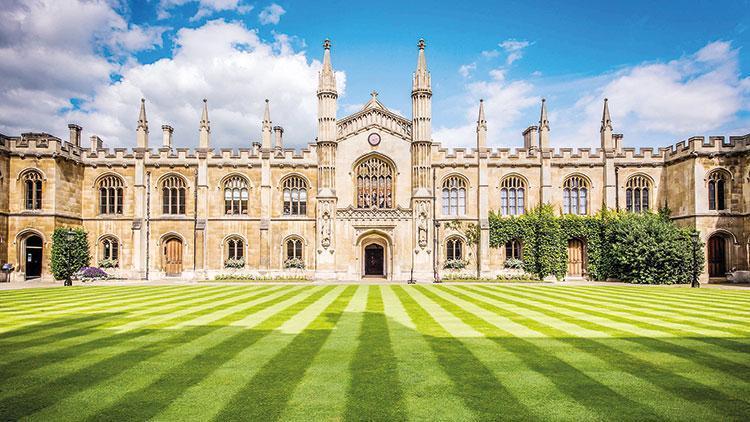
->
[379,285,475,421]
[477,285,750,368]
[279,285,369,422]
[393,285,537,421]
[26,286,323,421]
[430,285,705,421]
[153,286,344,421]
[344,286,408,422]
[214,286,358,421]
[455,286,750,419]
[0,286,288,403]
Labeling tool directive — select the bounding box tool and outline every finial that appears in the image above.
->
[203,98,207,103]
[323,39,331,50]
[542,98,546,103]
[141,98,145,103]
[370,90,378,99]
[480,98,484,103]
[265,98,269,103]
[418,38,425,50]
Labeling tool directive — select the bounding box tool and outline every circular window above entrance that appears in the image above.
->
[367,132,381,146]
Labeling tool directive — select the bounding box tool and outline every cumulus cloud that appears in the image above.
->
[157,0,253,21]
[458,63,476,78]
[258,3,286,25]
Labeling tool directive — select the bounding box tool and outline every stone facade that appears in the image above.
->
[0,40,748,283]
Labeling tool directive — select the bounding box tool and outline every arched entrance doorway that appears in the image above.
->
[24,235,43,280]
[708,234,727,278]
[364,243,385,277]
[567,238,586,277]
[163,237,183,276]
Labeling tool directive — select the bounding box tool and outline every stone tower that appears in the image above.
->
[316,39,338,278]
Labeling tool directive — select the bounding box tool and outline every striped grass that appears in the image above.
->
[0,284,749,421]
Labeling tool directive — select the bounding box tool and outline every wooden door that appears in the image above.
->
[163,238,183,276]
[708,235,726,277]
[567,239,585,277]
[364,244,385,276]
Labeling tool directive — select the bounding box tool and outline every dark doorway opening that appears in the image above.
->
[364,244,385,277]
[708,235,727,278]
[25,235,43,280]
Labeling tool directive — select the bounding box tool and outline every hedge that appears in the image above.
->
[489,206,703,284]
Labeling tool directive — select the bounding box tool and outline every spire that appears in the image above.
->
[539,98,549,130]
[318,38,337,94]
[476,99,487,149]
[199,98,210,148]
[262,99,272,149]
[136,98,149,148]
[600,98,612,132]
[137,98,148,131]
[538,98,550,150]
[412,38,431,92]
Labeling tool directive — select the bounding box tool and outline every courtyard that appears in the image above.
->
[0,283,749,421]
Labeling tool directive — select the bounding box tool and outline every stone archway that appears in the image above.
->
[16,231,44,280]
[356,231,392,280]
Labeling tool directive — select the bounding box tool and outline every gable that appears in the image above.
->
[337,107,412,142]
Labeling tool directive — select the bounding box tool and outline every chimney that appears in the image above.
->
[273,126,284,150]
[162,125,173,149]
[523,125,538,150]
[68,124,82,147]
[90,135,102,152]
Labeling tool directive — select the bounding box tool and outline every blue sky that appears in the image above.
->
[1,0,748,149]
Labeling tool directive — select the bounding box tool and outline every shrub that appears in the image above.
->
[98,258,118,269]
[283,258,305,269]
[78,266,108,281]
[443,259,468,270]
[213,274,308,281]
[504,258,524,269]
[50,227,90,281]
[224,258,245,269]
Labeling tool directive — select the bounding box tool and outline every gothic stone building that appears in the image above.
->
[0,40,748,283]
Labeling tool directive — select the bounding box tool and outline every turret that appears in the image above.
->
[262,99,272,150]
[136,98,148,148]
[411,38,433,195]
[600,98,614,151]
[317,39,338,192]
[476,99,487,150]
[538,98,549,150]
[199,99,210,148]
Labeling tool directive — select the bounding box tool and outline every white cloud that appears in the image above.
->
[458,62,476,78]
[65,20,344,148]
[481,49,500,59]
[499,39,532,65]
[258,3,286,25]
[157,0,253,21]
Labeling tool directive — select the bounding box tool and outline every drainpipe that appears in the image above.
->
[193,169,198,273]
[432,168,439,283]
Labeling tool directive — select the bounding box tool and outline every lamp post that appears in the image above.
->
[690,231,700,288]
[64,230,76,286]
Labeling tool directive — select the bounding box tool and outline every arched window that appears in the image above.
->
[446,238,463,261]
[442,176,467,216]
[100,236,119,267]
[283,176,308,215]
[625,175,651,213]
[356,156,394,208]
[563,175,589,215]
[285,238,303,260]
[224,176,249,215]
[708,170,728,211]
[500,176,526,216]
[98,175,124,214]
[23,170,43,210]
[505,239,522,259]
[226,237,244,261]
[162,175,186,215]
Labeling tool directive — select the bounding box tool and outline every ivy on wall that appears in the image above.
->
[489,206,703,284]
[50,227,91,281]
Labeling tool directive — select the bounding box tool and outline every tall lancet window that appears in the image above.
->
[442,176,467,216]
[99,175,124,214]
[162,175,186,215]
[625,175,651,213]
[356,156,394,209]
[224,176,249,215]
[708,170,729,211]
[23,170,43,210]
[500,176,526,216]
[563,175,590,215]
[283,176,307,215]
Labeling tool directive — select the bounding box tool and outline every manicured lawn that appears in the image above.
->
[0,284,749,421]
